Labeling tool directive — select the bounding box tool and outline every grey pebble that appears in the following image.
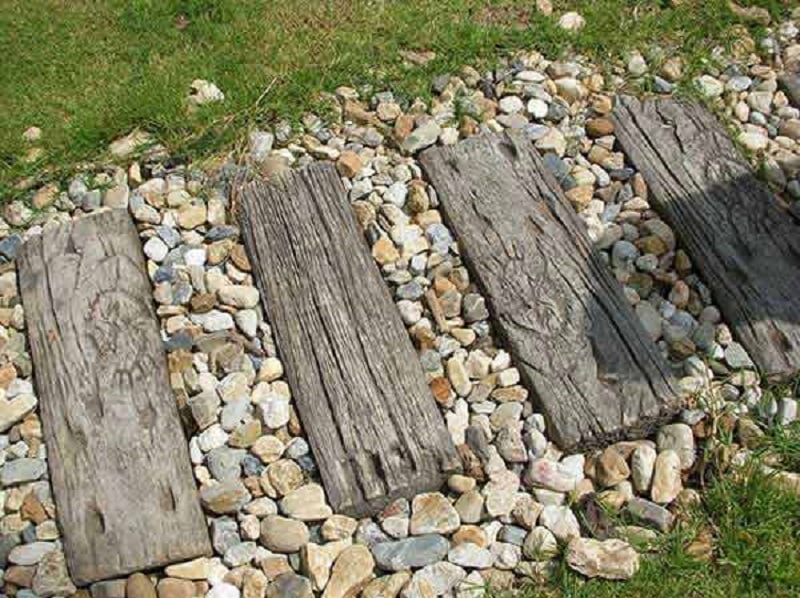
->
[1,458,46,486]
[371,534,450,571]
[207,447,245,481]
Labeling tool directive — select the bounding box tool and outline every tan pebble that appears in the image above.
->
[206,240,233,265]
[595,446,631,487]
[321,545,374,598]
[415,209,441,228]
[361,571,411,598]
[35,519,60,540]
[636,235,668,256]
[371,237,400,265]
[258,357,284,382]
[32,183,59,210]
[229,419,262,448]
[447,474,476,494]
[0,308,14,328]
[259,156,291,179]
[251,435,284,464]
[0,513,26,534]
[429,377,453,406]
[631,173,648,199]
[260,515,310,553]
[343,99,376,126]
[176,202,207,229]
[597,489,627,510]
[164,557,212,580]
[242,569,268,598]
[336,150,363,178]
[288,406,303,436]
[280,483,333,520]
[591,94,614,115]
[675,250,692,275]
[410,492,460,535]
[190,293,217,313]
[259,554,293,580]
[5,564,35,587]
[230,245,251,272]
[585,118,615,138]
[651,450,682,504]
[20,492,47,524]
[351,201,376,229]
[572,477,595,501]
[452,524,487,547]
[321,514,358,541]
[512,495,544,530]
[265,459,304,496]
[394,114,415,141]
[127,573,156,598]
[406,182,429,213]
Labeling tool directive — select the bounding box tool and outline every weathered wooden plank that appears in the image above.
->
[238,164,461,517]
[420,132,681,450]
[613,96,800,380]
[17,210,210,585]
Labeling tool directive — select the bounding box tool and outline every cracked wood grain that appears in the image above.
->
[17,209,210,585]
[613,96,800,381]
[420,132,681,450]
[238,164,460,517]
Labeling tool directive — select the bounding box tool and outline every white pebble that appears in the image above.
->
[206,582,239,598]
[143,237,169,262]
[499,96,524,114]
[198,424,229,452]
[185,247,207,267]
[527,99,549,119]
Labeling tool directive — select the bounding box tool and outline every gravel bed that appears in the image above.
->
[1,8,800,598]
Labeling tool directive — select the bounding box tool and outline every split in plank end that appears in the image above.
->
[17,209,211,585]
[239,164,461,518]
[420,132,682,450]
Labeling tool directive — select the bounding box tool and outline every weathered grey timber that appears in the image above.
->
[238,164,461,517]
[420,132,680,450]
[613,95,800,380]
[17,210,210,584]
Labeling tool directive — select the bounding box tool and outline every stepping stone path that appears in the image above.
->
[420,132,681,449]
[238,165,460,517]
[6,10,800,595]
[16,210,210,582]
[613,96,800,380]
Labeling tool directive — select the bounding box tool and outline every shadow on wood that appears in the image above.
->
[613,95,800,382]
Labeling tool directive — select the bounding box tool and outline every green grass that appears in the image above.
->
[762,422,800,471]
[511,425,800,598]
[0,0,792,197]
